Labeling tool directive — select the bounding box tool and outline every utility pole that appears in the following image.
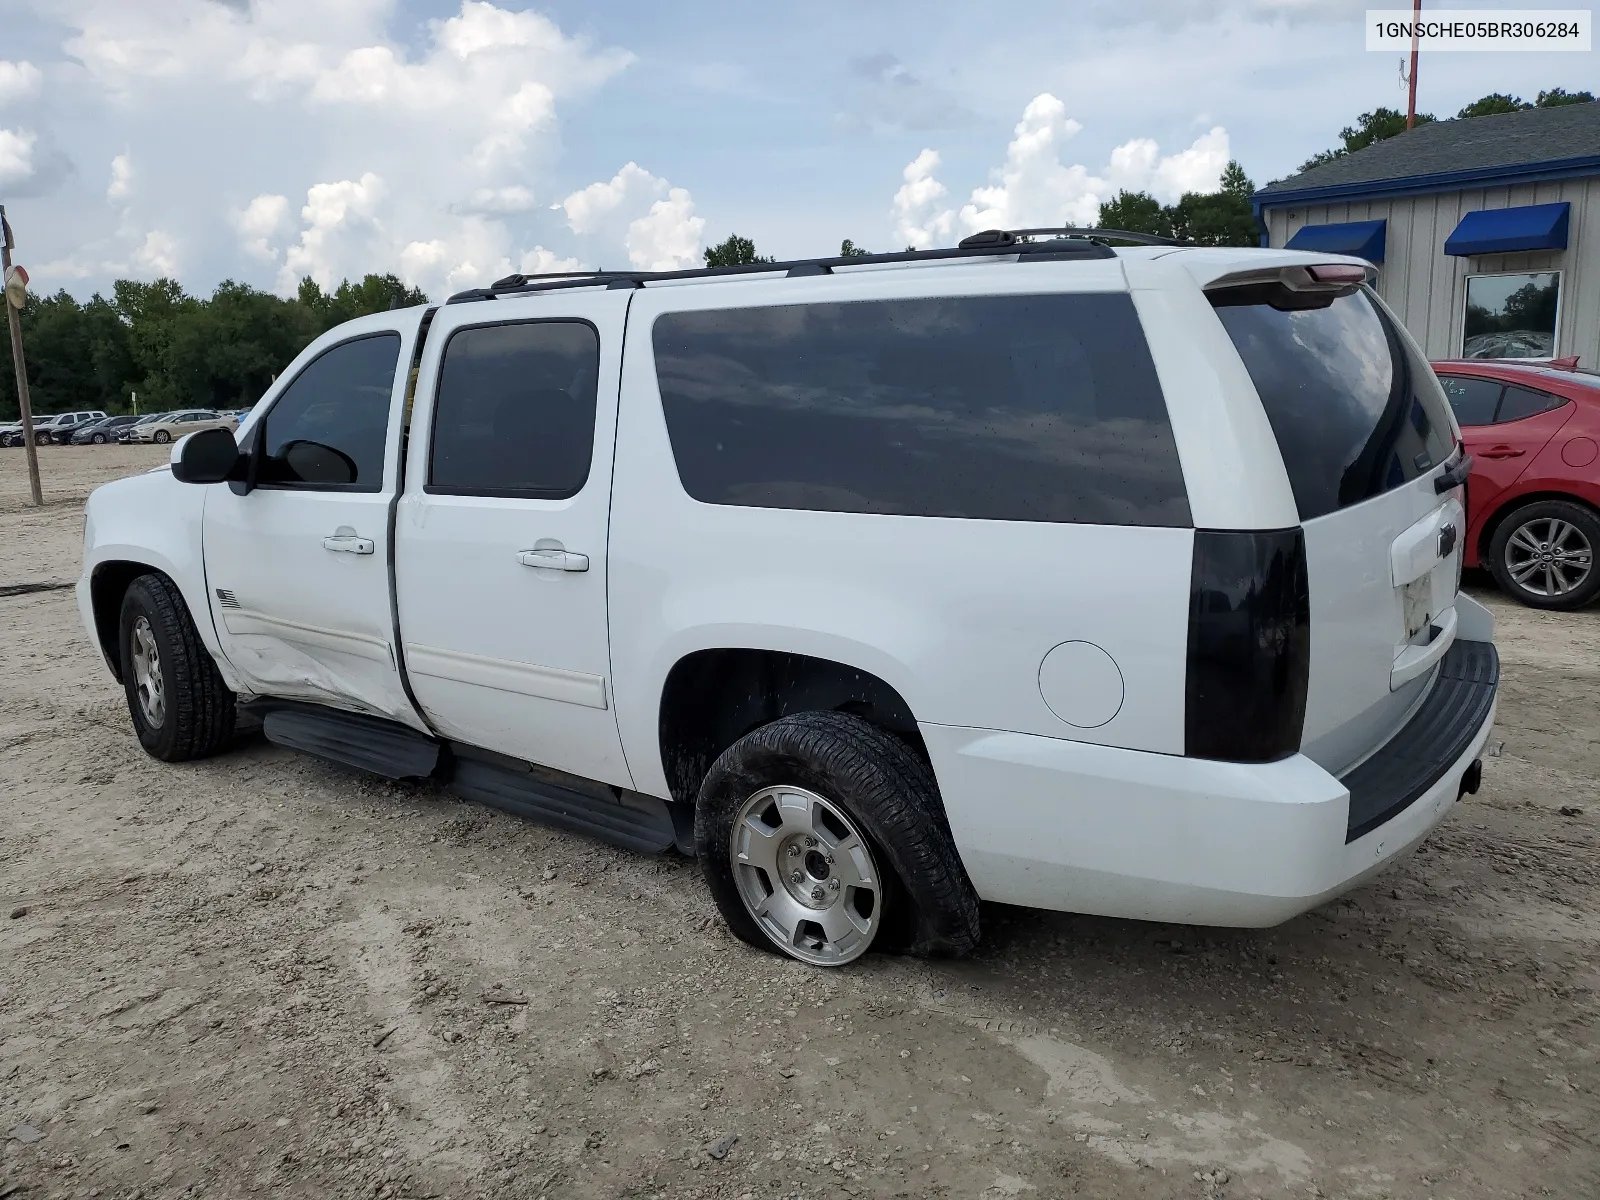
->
[1,204,42,506]
[1406,0,1422,130]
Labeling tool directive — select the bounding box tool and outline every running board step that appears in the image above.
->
[258,704,440,780]
[449,757,677,854]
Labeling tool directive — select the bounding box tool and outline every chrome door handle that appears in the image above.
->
[323,535,375,555]
[518,549,589,572]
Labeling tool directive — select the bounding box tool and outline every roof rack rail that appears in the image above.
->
[444,225,1189,303]
[959,227,1189,249]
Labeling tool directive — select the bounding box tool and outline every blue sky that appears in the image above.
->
[0,0,1592,299]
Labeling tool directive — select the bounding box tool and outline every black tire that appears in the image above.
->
[695,711,979,965]
[92,433,107,444]
[118,573,236,761]
[37,432,52,445]
[153,429,171,444]
[1487,498,1600,611]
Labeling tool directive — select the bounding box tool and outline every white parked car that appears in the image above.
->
[77,231,1498,967]
[129,409,233,444]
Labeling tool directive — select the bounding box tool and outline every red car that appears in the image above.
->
[1432,358,1600,610]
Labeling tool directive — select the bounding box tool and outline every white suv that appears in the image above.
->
[77,231,1497,967]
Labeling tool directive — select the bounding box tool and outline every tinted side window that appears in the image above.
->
[651,294,1190,526]
[1439,376,1502,426]
[1211,286,1454,521]
[428,321,599,498]
[259,333,399,490]
[1496,385,1567,424]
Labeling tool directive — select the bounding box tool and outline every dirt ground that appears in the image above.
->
[1,445,1596,1200]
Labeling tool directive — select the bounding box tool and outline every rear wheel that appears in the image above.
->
[1488,499,1600,610]
[118,574,236,760]
[695,711,979,967]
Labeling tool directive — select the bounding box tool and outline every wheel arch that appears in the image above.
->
[89,560,163,682]
[1477,489,1600,561]
[656,646,933,809]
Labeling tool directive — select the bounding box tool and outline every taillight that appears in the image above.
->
[1185,529,1310,762]
[1305,263,1367,285]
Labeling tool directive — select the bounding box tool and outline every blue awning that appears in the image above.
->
[1285,219,1386,262]
[1444,202,1570,257]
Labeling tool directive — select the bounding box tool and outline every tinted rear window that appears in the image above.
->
[651,293,1190,526]
[1496,384,1567,424]
[1211,286,1454,521]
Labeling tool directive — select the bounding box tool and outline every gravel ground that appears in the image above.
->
[1,446,1596,1200]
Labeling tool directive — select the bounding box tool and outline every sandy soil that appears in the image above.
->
[1,445,1596,1200]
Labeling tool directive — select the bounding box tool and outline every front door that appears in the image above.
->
[394,293,633,788]
[202,314,425,728]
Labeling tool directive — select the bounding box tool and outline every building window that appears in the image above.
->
[1462,271,1561,359]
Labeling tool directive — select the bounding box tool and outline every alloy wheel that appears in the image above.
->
[1505,516,1594,598]
[729,785,883,966]
[130,615,166,729]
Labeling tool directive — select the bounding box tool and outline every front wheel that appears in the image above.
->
[92,433,107,444]
[153,429,171,444]
[118,573,236,761]
[1487,499,1600,610]
[695,711,979,967]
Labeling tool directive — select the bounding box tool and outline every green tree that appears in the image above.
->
[1,271,430,421]
[703,234,773,267]
[838,239,870,257]
[1096,161,1257,248]
[1536,87,1595,107]
[1457,92,1530,118]
[1097,190,1171,238]
[1299,106,1435,171]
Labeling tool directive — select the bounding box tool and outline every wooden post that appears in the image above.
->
[1,204,43,506]
[1406,0,1421,130]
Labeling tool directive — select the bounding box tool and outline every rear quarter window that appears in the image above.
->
[1210,285,1454,521]
[651,293,1190,526]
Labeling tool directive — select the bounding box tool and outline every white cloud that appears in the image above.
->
[279,172,386,290]
[625,189,704,271]
[36,0,637,296]
[891,148,955,250]
[0,128,36,189]
[561,162,663,236]
[519,246,585,275]
[0,61,43,107]
[232,193,290,261]
[130,230,179,277]
[560,163,704,270]
[458,185,538,215]
[107,153,133,200]
[896,93,1233,246]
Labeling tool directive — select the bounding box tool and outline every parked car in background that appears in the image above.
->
[129,410,231,444]
[44,411,115,445]
[0,420,25,447]
[117,413,169,443]
[1435,359,1600,609]
[71,415,144,445]
[31,411,108,445]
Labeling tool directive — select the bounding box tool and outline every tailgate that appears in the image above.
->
[1209,275,1466,774]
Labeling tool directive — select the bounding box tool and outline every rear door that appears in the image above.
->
[1211,283,1465,775]
[394,292,633,789]
[1453,379,1574,512]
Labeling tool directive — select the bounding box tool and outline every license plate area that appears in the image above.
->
[1401,576,1433,643]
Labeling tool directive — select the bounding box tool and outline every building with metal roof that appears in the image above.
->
[1253,102,1600,368]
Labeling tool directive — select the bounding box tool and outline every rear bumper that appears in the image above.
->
[924,643,1497,927]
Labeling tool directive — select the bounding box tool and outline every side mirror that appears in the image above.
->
[171,427,244,484]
